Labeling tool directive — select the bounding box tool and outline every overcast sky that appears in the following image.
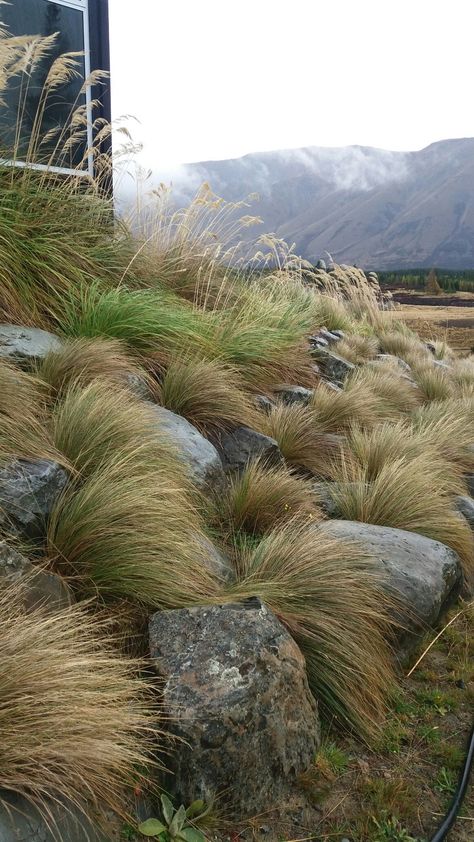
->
[109,0,474,169]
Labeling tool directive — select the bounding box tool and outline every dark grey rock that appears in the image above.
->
[309,336,329,348]
[320,521,462,658]
[456,496,474,530]
[467,475,474,497]
[0,792,106,842]
[212,426,284,473]
[149,599,320,817]
[318,328,342,344]
[321,380,343,392]
[147,405,226,491]
[0,541,72,612]
[375,354,411,372]
[311,349,355,384]
[0,325,62,368]
[253,394,275,414]
[274,386,314,406]
[312,482,339,517]
[330,330,345,339]
[0,460,70,541]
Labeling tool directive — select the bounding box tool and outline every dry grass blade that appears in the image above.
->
[155,357,260,434]
[0,578,158,819]
[223,521,396,738]
[220,459,321,536]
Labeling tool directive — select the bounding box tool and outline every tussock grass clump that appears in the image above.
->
[310,381,385,430]
[211,288,318,390]
[328,455,474,577]
[60,284,213,356]
[220,459,320,536]
[312,295,356,332]
[410,363,454,403]
[451,357,474,397]
[411,400,474,473]
[0,168,136,326]
[0,580,157,817]
[261,403,344,477]
[378,331,431,364]
[156,357,259,434]
[336,334,379,365]
[0,360,60,466]
[346,366,422,416]
[50,381,169,476]
[225,521,396,737]
[36,337,155,401]
[48,383,221,604]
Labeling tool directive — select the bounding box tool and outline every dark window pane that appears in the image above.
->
[0,0,87,168]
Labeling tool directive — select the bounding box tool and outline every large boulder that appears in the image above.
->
[211,426,284,473]
[320,520,462,658]
[149,599,320,817]
[0,460,70,541]
[147,405,226,491]
[0,792,105,842]
[0,541,72,611]
[0,325,62,368]
[310,349,355,384]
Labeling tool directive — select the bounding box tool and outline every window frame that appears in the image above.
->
[0,0,110,178]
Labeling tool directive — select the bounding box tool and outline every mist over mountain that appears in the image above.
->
[167,138,474,270]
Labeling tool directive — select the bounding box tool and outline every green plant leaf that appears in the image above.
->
[178,827,206,842]
[138,818,167,837]
[185,800,206,819]
[169,805,186,836]
[160,794,175,827]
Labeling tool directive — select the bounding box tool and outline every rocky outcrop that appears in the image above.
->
[0,459,70,541]
[0,541,72,611]
[0,325,62,368]
[212,426,284,473]
[320,520,462,658]
[149,599,320,817]
[147,405,226,491]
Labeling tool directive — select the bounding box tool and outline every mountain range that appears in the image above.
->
[172,138,474,270]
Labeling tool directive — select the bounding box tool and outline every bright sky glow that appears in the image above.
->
[109,0,474,169]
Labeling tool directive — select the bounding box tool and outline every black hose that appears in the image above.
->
[429,722,474,842]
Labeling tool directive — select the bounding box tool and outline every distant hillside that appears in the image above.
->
[172,138,474,270]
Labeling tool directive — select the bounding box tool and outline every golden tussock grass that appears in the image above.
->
[328,454,474,578]
[0,360,61,467]
[155,357,260,434]
[223,520,396,738]
[0,579,158,819]
[346,365,422,416]
[336,334,379,365]
[310,381,387,430]
[219,459,321,536]
[378,331,431,364]
[36,337,156,402]
[261,403,345,478]
[410,363,455,403]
